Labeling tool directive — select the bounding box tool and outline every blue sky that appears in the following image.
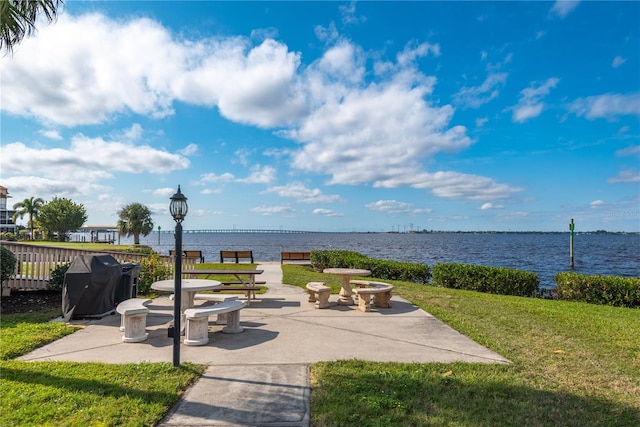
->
[1,1,639,232]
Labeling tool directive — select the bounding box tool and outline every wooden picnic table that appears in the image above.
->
[182,269,264,304]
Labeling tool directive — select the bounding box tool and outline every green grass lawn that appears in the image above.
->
[0,311,203,426]
[2,265,638,426]
[283,265,640,427]
[14,241,143,252]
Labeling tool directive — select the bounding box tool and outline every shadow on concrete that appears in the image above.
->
[246,298,302,309]
[202,328,279,350]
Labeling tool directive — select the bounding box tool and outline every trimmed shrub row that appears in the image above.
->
[1,246,17,285]
[432,263,540,297]
[47,263,71,291]
[555,272,640,308]
[310,250,431,284]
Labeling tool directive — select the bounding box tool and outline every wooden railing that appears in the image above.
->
[1,241,194,291]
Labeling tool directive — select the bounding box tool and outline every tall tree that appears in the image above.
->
[118,203,154,245]
[1,0,63,54]
[38,197,87,241]
[12,196,45,239]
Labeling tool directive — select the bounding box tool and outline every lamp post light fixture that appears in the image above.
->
[169,185,188,367]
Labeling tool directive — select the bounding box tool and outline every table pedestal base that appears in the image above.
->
[338,289,355,306]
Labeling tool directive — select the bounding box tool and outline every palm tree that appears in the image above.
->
[118,203,154,245]
[1,0,63,54]
[12,196,45,239]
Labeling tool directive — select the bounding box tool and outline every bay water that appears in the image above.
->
[112,231,639,289]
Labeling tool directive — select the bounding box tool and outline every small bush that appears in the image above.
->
[48,263,71,291]
[311,250,431,283]
[1,246,17,284]
[432,263,539,297]
[555,272,640,308]
[137,253,172,293]
[124,245,155,255]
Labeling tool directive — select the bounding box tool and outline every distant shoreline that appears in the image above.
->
[167,230,639,235]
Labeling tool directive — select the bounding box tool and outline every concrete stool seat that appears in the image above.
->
[193,294,239,303]
[350,280,394,312]
[305,282,331,309]
[183,300,246,346]
[116,298,151,342]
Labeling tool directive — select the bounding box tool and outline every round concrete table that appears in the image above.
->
[151,279,222,332]
[323,268,371,305]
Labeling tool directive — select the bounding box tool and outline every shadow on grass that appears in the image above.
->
[311,361,640,427]
[1,362,178,402]
[0,361,201,425]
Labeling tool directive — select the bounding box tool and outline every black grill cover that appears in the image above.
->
[62,254,122,321]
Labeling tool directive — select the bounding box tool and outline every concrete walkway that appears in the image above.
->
[20,263,509,426]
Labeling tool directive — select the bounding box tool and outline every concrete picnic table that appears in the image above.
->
[151,279,222,333]
[322,268,371,306]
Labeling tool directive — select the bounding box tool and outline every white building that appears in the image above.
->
[0,185,17,234]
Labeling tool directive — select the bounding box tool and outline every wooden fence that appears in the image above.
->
[1,241,194,292]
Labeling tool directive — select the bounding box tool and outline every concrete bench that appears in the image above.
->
[183,300,247,346]
[350,280,394,312]
[194,293,239,303]
[116,298,151,343]
[194,294,239,324]
[305,282,331,309]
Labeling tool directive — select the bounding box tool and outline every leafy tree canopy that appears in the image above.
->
[12,196,45,239]
[38,197,87,241]
[1,0,63,54]
[118,203,154,245]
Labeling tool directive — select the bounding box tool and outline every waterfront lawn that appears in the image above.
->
[14,241,142,252]
[283,265,640,426]
[0,310,203,426]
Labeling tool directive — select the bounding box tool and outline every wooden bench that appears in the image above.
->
[183,300,247,346]
[116,298,151,342]
[350,280,394,312]
[220,250,254,263]
[306,282,331,309]
[281,251,311,264]
[169,250,205,263]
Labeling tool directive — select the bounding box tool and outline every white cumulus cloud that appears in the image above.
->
[453,72,508,109]
[549,1,580,19]
[568,93,640,120]
[365,200,432,215]
[263,182,343,204]
[512,78,559,122]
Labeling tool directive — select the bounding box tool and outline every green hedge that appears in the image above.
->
[555,272,640,308]
[47,262,71,291]
[432,263,540,297]
[310,250,431,284]
[1,246,17,284]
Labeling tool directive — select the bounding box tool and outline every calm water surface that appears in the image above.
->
[114,232,639,289]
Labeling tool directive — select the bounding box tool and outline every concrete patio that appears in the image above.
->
[19,263,509,426]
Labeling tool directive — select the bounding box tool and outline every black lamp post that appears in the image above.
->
[169,185,188,367]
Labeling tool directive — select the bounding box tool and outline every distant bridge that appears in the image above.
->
[182,229,319,234]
